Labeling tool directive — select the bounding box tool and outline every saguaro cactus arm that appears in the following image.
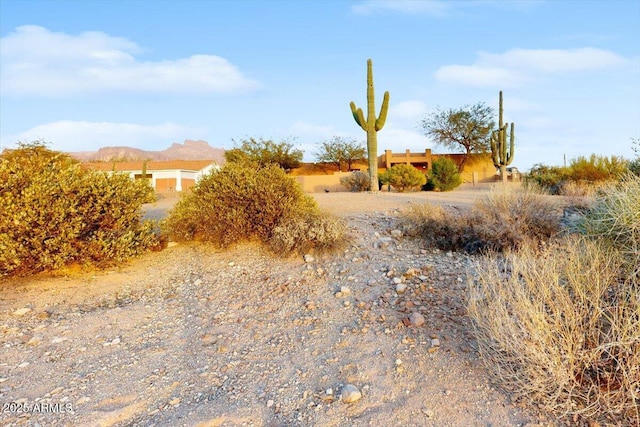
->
[375,91,390,131]
[350,102,368,131]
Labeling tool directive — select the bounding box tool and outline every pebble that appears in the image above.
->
[395,283,407,294]
[340,384,362,403]
[13,307,31,316]
[304,254,315,263]
[390,229,403,239]
[408,312,425,327]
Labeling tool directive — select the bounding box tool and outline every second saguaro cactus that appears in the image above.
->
[350,59,389,192]
[490,91,515,183]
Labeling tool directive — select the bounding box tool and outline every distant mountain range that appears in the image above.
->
[70,140,226,163]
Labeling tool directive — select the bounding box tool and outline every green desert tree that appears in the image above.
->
[224,137,303,170]
[316,136,366,172]
[420,103,494,172]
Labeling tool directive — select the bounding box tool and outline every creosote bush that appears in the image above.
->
[379,164,426,193]
[468,238,639,424]
[399,185,561,253]
[163,162,346,255]
[340,170,370,192]
[0,142,158,277]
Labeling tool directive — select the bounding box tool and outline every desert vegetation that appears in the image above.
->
[163,162,346,255]
[400,176,639,425]
[425,157,462,191]
[0,142,159,277]
[339,170,371,192]
[379,164,427,193]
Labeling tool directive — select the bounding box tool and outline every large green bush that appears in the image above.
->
[163,162,346,254]
[379,164,426,192]
[0,142,158,276]
[426,157,462,191]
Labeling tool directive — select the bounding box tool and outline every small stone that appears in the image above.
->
[51,337,68,344]
[266,399,274,408]
[194,279,203,286]
[408,312,425,327]
[27,336,42,346]
[430,338,440,347]
[304,254,315,263]
[169,397,180,406]
[392,277,402,285]
[395,283,407,294]
[340,384,362,403]
[13,308,31,316]
[403,268,420,277]
[390,229,403,239]
[422,408,435,418]
[18,362,29,368]
[340,286,351,295]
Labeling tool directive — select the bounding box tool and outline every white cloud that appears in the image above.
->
[0,25,259,96]
[435,47,630,87]
[389,100,429,122]
[352,0,449,16]
[1,120,204,152]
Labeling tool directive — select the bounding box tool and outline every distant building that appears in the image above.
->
[83,160,219,193]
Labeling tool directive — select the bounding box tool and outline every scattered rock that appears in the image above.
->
[13,307,31,316]
[407,312,425,327]
[340,384,362,403]
[304,254,315,263]
[390,229,403,239]
[395,283,407,294]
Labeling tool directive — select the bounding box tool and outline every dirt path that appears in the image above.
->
[0,188,550,427]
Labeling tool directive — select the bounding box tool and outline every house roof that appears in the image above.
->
[83,160,218,172]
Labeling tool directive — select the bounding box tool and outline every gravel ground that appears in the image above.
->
[0,187,554,427]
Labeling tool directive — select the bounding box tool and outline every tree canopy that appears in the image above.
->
[224,137,303,170]
[315,136,366,172]
[420,103,494,172]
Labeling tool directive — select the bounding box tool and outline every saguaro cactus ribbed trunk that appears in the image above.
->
[490,91,515,183]
[350,59,389,192]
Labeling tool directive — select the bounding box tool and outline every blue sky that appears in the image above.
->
[1,0,639,171]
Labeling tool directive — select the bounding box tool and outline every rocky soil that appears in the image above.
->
[0,190,553,427]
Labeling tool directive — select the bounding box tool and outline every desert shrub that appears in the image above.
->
[569,173,640,279]
[340,171,370,192]
[379,164,426,193]
[427,157,462,191]
[163,162,346,253]
[269,210,347,255]
[526,163,570,194]
[399,185,561,253]
[568,154,628,183]
[629,158,640,177]
[469,185,562,252]
[468,237,640,424]
[0,142,158,277]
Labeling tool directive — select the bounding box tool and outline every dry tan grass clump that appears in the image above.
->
[468,238,640,425]
[163,162,346,255]
[570,173,640,280]
[399,185,562,253]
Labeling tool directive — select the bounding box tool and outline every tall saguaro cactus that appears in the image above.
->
[490,91,515,183]
[350,59,389,192]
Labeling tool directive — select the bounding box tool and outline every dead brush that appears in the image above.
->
[468,237,640,425]
[398,185,562,253]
